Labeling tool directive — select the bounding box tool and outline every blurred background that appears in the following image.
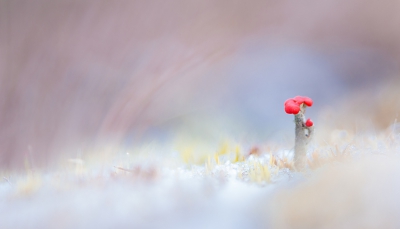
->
[1,0,400,169]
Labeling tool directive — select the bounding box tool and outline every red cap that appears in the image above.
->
[293,96,313,107]
[284,96,313,115]
[305,118,313,127]
[284,99,301,114]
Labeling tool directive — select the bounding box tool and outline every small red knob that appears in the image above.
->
[305,118,313,127]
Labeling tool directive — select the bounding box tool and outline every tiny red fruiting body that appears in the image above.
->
[284,96,313,115]
[305,118,313,127]
[284,100,300,114]
[293,96,313,107]
[284,96,314,170]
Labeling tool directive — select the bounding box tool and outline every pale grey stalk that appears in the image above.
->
[294,104,314,170]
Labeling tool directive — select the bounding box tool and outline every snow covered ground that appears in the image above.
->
[1,129,400,229]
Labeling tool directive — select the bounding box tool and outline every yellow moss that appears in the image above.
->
[231,145,245,163]
[16,174,41,196]
[217,142,229,155]
[205,155,213,173]
[262,165,271,183]
[214,154,220,165]
[250,161,271,184]
[269,154,276,166]
[180,148,193,164]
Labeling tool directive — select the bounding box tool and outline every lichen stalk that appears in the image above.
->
[293,104,314,169]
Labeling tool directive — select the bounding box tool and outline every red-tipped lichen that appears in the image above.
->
[284,96,315,170]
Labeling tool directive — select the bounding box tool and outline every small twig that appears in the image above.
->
[114,166,134,173]
[3,177,12,186]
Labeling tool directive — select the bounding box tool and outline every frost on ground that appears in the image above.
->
[1,125,400,229]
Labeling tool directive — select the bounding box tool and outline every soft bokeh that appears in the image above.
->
[1,0,399,168]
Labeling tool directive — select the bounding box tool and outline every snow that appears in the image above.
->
[1,132,400,229]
